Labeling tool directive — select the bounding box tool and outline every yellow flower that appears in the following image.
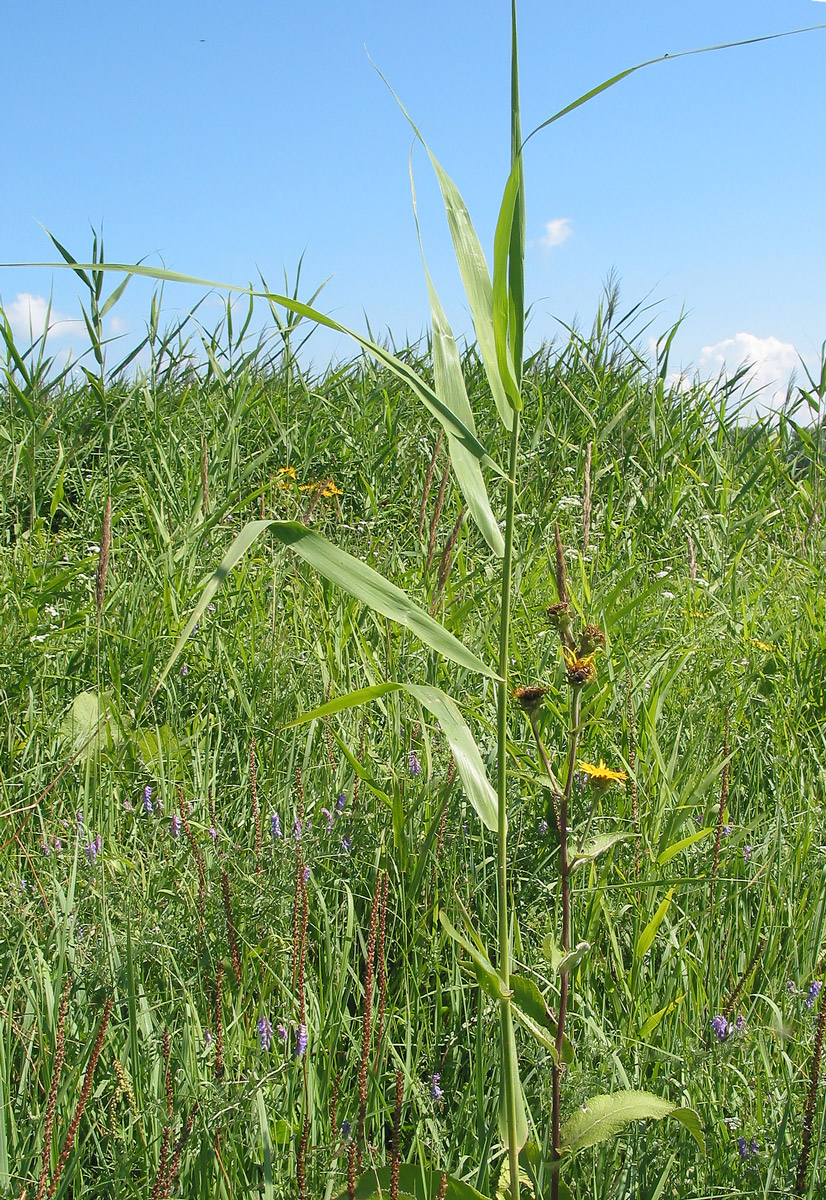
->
[320,479,343,498]
[277,465,298,489]
[578,759,628,787]
[562,645,597,687]
[749,638,773,652]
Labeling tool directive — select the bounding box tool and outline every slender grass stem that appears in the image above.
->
[496,413,521,1200]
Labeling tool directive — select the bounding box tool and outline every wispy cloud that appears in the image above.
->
[537,217,573,252]
[698,332,798,402]
[3,292,82,342]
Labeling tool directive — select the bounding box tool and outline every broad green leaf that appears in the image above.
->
[59,690,121,760]
[439,910,505,1000]
[635,888,675,959]
[556,941,591,975]
[155,521,498,697]
[560,1090,704,1155]
[570,832,631,871]
[334,1165,488,1200]
[656,827,713,865]
[492,161,523,410]
[509,973,572,1065]
[289,682,499,832]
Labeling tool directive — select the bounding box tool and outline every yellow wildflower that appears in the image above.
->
[578,760,628,788]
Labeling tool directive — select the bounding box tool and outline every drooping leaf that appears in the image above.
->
[560,1090,704,1155]
[556,941,591,975]
[155,521,498,697]
[439,910,505,1001]
[288,681,499,832]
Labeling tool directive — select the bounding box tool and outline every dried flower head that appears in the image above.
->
[562,646,597,688]
[513,685,547,716]
[579,624,606,657]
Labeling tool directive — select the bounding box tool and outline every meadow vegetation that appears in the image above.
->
[2,9,826,1198]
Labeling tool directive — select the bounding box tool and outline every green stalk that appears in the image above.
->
[496,411,521,1200]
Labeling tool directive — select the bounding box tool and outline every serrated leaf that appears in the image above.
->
[560,1090,703,1155]
[288,681,498,832]
[155,521,497,697]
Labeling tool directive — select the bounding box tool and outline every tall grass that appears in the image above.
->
[3,6,826,1198]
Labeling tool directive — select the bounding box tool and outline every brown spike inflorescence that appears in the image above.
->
[357,871,382,1170]
[390,1070,403,1200]
[95,494,112,623]
[46,997,113,1200]
[214,962,225,1083]
[221,870,242,985]
[374,870,389,1073]
[426,460,451,574]
[36,975,71,1200]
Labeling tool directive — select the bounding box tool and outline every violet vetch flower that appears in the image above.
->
[340,1118,352,1143]
[321,807,334,831]
[257,1016,274,1051]
[408,751,422,777]
[429,1073,444,1100]
[270,813,282,839]
[77,809,84,827]
[786,980,797,995]
[170,815,181,839]
[341,835,352,853]
[276,1023,288,1041]
[54,838,62,854]
[209,826,218,843]
[743,844,752,863]
[735,1013,747,1035]
[737,1137,748,1159]
[180,662,188,677]
[806,981,822,1010]
[711,1014,729,1041]
[294,1023,308,1059]
[336,792,347,813]
[85,839,98,865]
[41,842,50,857]
[143,786,153,814]
[303,865,310,883]
[538,819,549,836]
[123,799,134,812]
[293,819,303,841]
[723,824,732,837]
[204,1029,213,1048]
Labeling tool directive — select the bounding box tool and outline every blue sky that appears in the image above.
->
[3,1,826,411]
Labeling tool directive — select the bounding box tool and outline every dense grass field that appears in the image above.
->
[2,267,826,1199]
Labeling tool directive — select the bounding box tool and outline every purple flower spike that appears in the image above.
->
[303,865,310,883]
[336,792,347,813]
[429,1073,443,1100]
[294,1023,308,1059]
[170,815,181,839]
[321,807,334,831]
[270,812,282,839]
[276,1023,288,1041]
[806,981,822,1010]
[143,786,153,814]
[85,839,98,865]
[293,819,303,841]
[54,838,62,854]
[341,835,352,854]
[204,1029,213,1048]
[722,824,732,837]
[737,1136,748,1159]
[711,1014,728,1042]
[41,842,50,857]
[408,751,422,777]
[340,1118,352,1142]
[743,844,752,863]
[257,1016,273,1052]
[209,826,218,843]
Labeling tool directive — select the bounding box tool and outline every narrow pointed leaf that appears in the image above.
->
[439,910,505,1000]
[635,888,675,960]
[656,827,712,865]
[155,521,497,696]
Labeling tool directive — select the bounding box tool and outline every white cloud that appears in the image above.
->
[3,292,82,343]
[538,217,573,251]
[699,332,798,406]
